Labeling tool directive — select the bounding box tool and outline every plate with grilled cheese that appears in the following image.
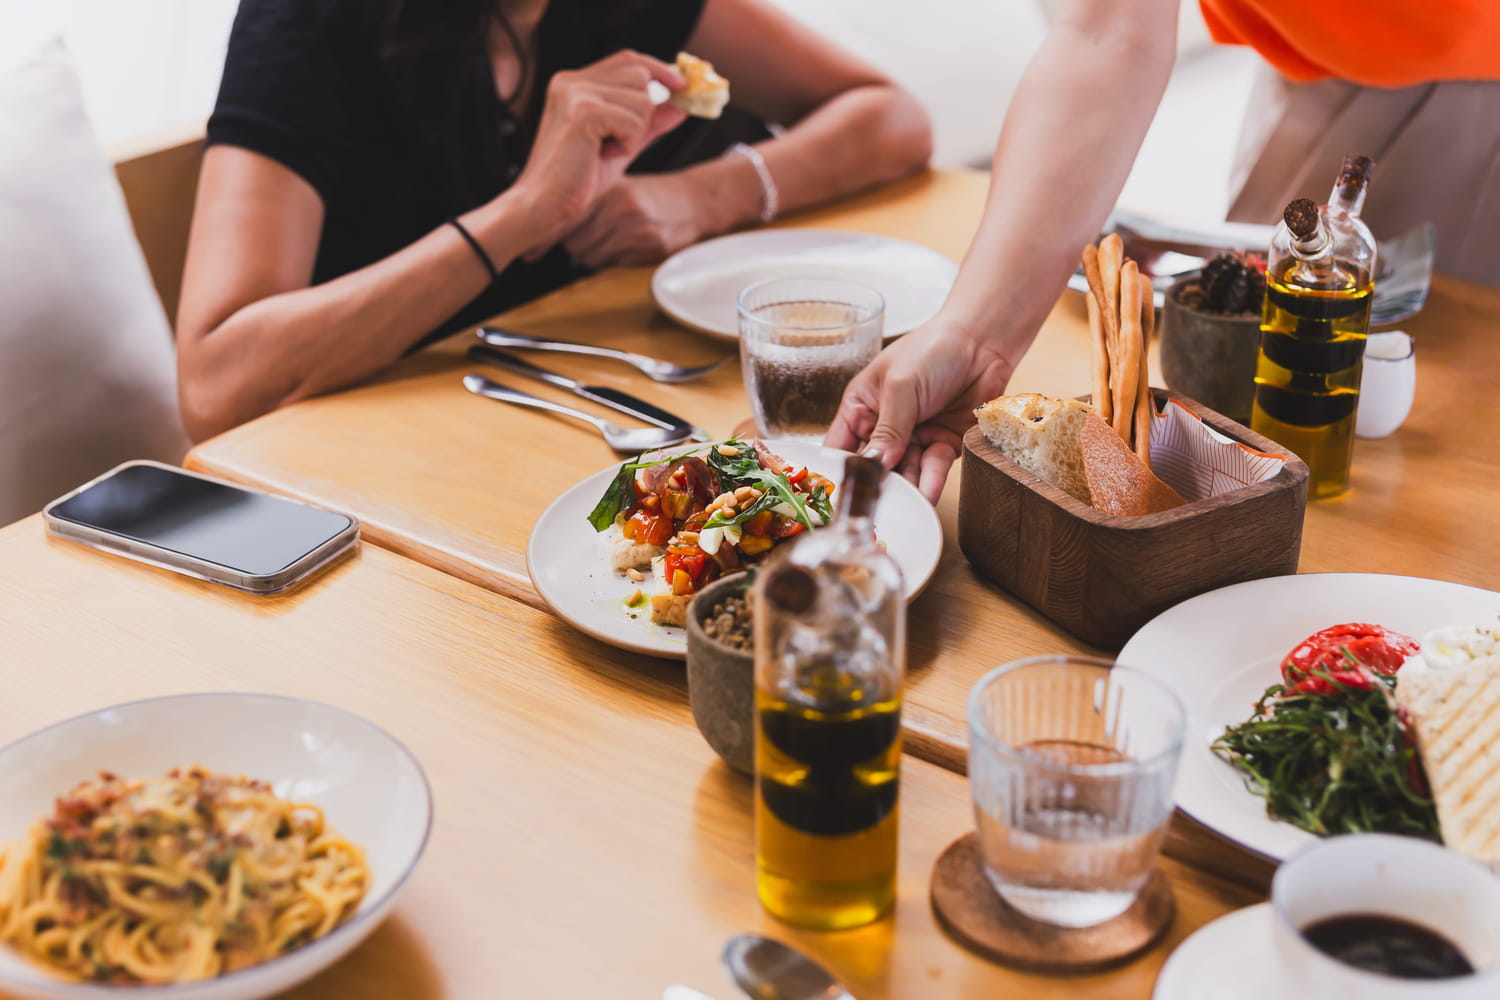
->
[1120,573,1500,863]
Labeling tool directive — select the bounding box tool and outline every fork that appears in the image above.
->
[462,375,692,453]
[477,327,734,384]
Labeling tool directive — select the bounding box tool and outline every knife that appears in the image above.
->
[467,344,711,442]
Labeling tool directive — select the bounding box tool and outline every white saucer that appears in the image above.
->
[1154,904,1283,999]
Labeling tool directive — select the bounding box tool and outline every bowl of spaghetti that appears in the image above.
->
[0,693,431,1000]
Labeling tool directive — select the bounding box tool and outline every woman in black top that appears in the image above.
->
[175,0,932,440]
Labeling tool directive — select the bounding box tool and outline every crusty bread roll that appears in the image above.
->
[1398,657,1500,873]
[669,52,729,119]
[1080,414,1185,517]
[975,394,1093,505]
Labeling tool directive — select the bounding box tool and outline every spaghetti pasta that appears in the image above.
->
[0,766,368,984]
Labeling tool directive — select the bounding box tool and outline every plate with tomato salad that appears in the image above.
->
[1118,573,1500,862]
[526,438,943,659]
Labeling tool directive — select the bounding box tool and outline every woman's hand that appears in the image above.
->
[509,51,687,253]
[825,317,1016,504]
[560,173,713,268]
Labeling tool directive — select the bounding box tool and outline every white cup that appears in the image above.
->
[1356,331,1415,439]
[1271,834,1500,998]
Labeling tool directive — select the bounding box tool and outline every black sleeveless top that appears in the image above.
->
[206,0,718,347]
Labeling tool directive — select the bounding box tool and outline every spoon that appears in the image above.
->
[721,935,855,1000]
[462,374,692,453]
[478,327,734,384]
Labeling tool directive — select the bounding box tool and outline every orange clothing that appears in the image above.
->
[1199,0,1500,88]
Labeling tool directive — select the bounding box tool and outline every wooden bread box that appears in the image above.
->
[958,390,1309,649]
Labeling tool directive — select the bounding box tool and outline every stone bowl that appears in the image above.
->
[685,573,755,774]
[1159,274,1262,423]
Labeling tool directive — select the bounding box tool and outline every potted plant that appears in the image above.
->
[1159,251,1267,423]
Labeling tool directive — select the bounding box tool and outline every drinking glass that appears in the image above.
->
[967,655,1186,928]
[1354,331,1415,440]
[738,277,883,441]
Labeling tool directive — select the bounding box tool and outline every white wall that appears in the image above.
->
[1,0,237,148]
[1,0,1257,224]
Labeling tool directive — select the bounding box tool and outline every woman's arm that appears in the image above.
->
[176,52,686,442]
[559,0,932,268]
[826,0,1179,503]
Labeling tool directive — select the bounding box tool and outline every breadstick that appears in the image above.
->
[1099,234,1124,358]
[1135,270,1154,466]
[1113,260,1141,440]
[1081,244,1119,354]
[1134,340,1153,468]
[1138,271,1156,345]
[1085,291,1112,422]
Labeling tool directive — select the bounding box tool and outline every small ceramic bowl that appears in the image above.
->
[1159,274,1262,423]
[685,573,755,774]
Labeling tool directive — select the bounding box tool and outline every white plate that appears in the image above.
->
[1153,903,1279,999]
[527,440,944,659]
[1120,573,1500,862]
[650,230,957,342]
[0,693,432,1000]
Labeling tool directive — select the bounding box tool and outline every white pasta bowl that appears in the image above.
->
[0,693,433,1000]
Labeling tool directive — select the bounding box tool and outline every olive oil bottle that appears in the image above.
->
[753,456,904,930]
[1250,155,1377,499]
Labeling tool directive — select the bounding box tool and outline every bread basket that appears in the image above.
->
[958,389,1309,649]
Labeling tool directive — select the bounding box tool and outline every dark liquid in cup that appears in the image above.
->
[1302,914,1475,979]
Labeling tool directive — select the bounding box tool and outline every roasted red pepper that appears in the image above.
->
[1281,623,1421,696]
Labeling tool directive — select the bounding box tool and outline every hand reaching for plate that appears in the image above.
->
[825,318,1016,505]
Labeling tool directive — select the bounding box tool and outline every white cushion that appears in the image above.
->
[0,37,189,525]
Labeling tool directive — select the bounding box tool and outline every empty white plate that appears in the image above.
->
[651,229,957,342]
[0,693,432,1000]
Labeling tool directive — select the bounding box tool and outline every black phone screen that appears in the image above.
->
[49,465,354,577]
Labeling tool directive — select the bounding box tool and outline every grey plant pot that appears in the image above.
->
[685,573,755,774]
[1159,275,1262,423]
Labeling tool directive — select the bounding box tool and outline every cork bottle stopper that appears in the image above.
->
[1284,198,1321,240]
[1339,154,1374,189]
[762,564,817,615]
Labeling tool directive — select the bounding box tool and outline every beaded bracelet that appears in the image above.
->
[725,143,779,224]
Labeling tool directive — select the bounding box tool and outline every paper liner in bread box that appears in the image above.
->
[958,389,1309,649]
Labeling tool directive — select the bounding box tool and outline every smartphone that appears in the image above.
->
[43,461,359,593]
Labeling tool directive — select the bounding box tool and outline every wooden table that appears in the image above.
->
[0,516,1256,997]
[186,168,1500,891]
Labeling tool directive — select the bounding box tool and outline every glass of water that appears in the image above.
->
[967,655,1185,928]
[738,277,883,442]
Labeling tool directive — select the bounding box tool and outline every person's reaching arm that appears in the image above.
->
[826,0,1178,503]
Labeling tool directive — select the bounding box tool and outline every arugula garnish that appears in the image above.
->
[704,441,824,531]
[1212,667,1438,840]
[586,446,710,532]
[586,438,834,534]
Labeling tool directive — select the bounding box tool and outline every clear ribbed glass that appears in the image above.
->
[737,277,883,442]
[967,656,1185,927]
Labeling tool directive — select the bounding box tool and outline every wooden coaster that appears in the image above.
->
[929,832,1175,973]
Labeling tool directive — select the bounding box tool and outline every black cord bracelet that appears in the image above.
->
[447,216,500,284]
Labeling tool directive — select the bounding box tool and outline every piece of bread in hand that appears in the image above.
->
[1080,414,1186,517]
[1397,656,1500,873]
[975,394,1093,505]
[669,52,729,119]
